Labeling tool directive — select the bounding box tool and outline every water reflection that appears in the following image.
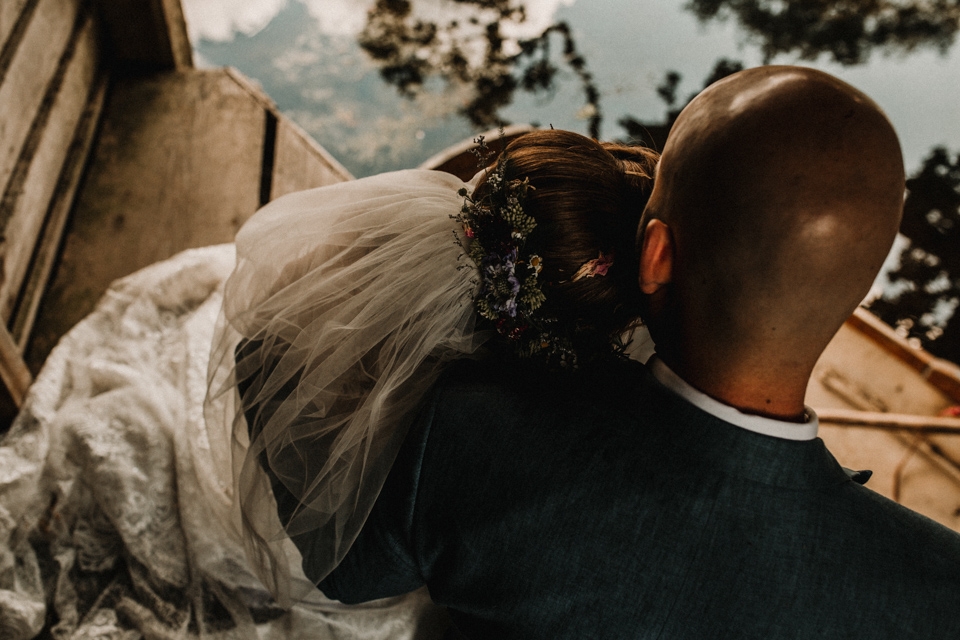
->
[687,0,960,65]
[359,0,601,137]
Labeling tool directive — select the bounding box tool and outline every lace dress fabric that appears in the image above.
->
[0,244,447,639]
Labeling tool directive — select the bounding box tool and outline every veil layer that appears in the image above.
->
[204,170,487,604]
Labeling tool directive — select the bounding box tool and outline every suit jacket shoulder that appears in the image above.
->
[319,358,960,639]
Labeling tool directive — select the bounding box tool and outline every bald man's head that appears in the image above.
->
[639,66,904,417]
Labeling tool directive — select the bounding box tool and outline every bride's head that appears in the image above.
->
[470,129,659,362]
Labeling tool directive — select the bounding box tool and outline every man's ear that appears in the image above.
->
[638,219,674,294]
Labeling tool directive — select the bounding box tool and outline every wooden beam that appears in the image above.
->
[12,74,108,349]
[818,407,960,434]
[0,0,82,197]
[0,0,33,78]
[0,323,31,407]
[849,307,960,403]
[0,10,99,323]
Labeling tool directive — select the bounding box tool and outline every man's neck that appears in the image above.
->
[648,357,819,440]
[658,353,811,422]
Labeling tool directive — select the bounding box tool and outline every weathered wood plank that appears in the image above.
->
[0,0,31,70]
[270,116,353,200]
[0,0,80,196]
[93,0,192,71]
[0,322,30,408]
[0,12,99,323]
[818,408,960,434]
[27,69,267,372]
[848,307,960,403]
[12,75,107,350]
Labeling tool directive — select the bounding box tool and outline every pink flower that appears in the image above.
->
[572,252,614,281]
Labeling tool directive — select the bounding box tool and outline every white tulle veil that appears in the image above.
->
[204,169,488,605]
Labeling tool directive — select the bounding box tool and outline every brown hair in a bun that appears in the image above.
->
[472,129,659,355]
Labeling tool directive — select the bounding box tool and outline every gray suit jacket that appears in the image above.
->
[311,359,960,638]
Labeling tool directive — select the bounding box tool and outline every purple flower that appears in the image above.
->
[480,247,523,317]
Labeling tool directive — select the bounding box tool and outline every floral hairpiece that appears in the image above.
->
[453,136,578,363]
[454,135,631,367]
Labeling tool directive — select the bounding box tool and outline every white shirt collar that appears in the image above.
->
[648,356,819,441]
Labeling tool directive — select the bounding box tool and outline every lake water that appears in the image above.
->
[183,0,960,179]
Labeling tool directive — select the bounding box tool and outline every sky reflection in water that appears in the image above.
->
[184,0,960,180]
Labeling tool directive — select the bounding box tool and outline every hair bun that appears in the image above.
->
[472,130,659,364]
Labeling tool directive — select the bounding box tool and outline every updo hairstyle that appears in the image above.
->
[472,129,659,357]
